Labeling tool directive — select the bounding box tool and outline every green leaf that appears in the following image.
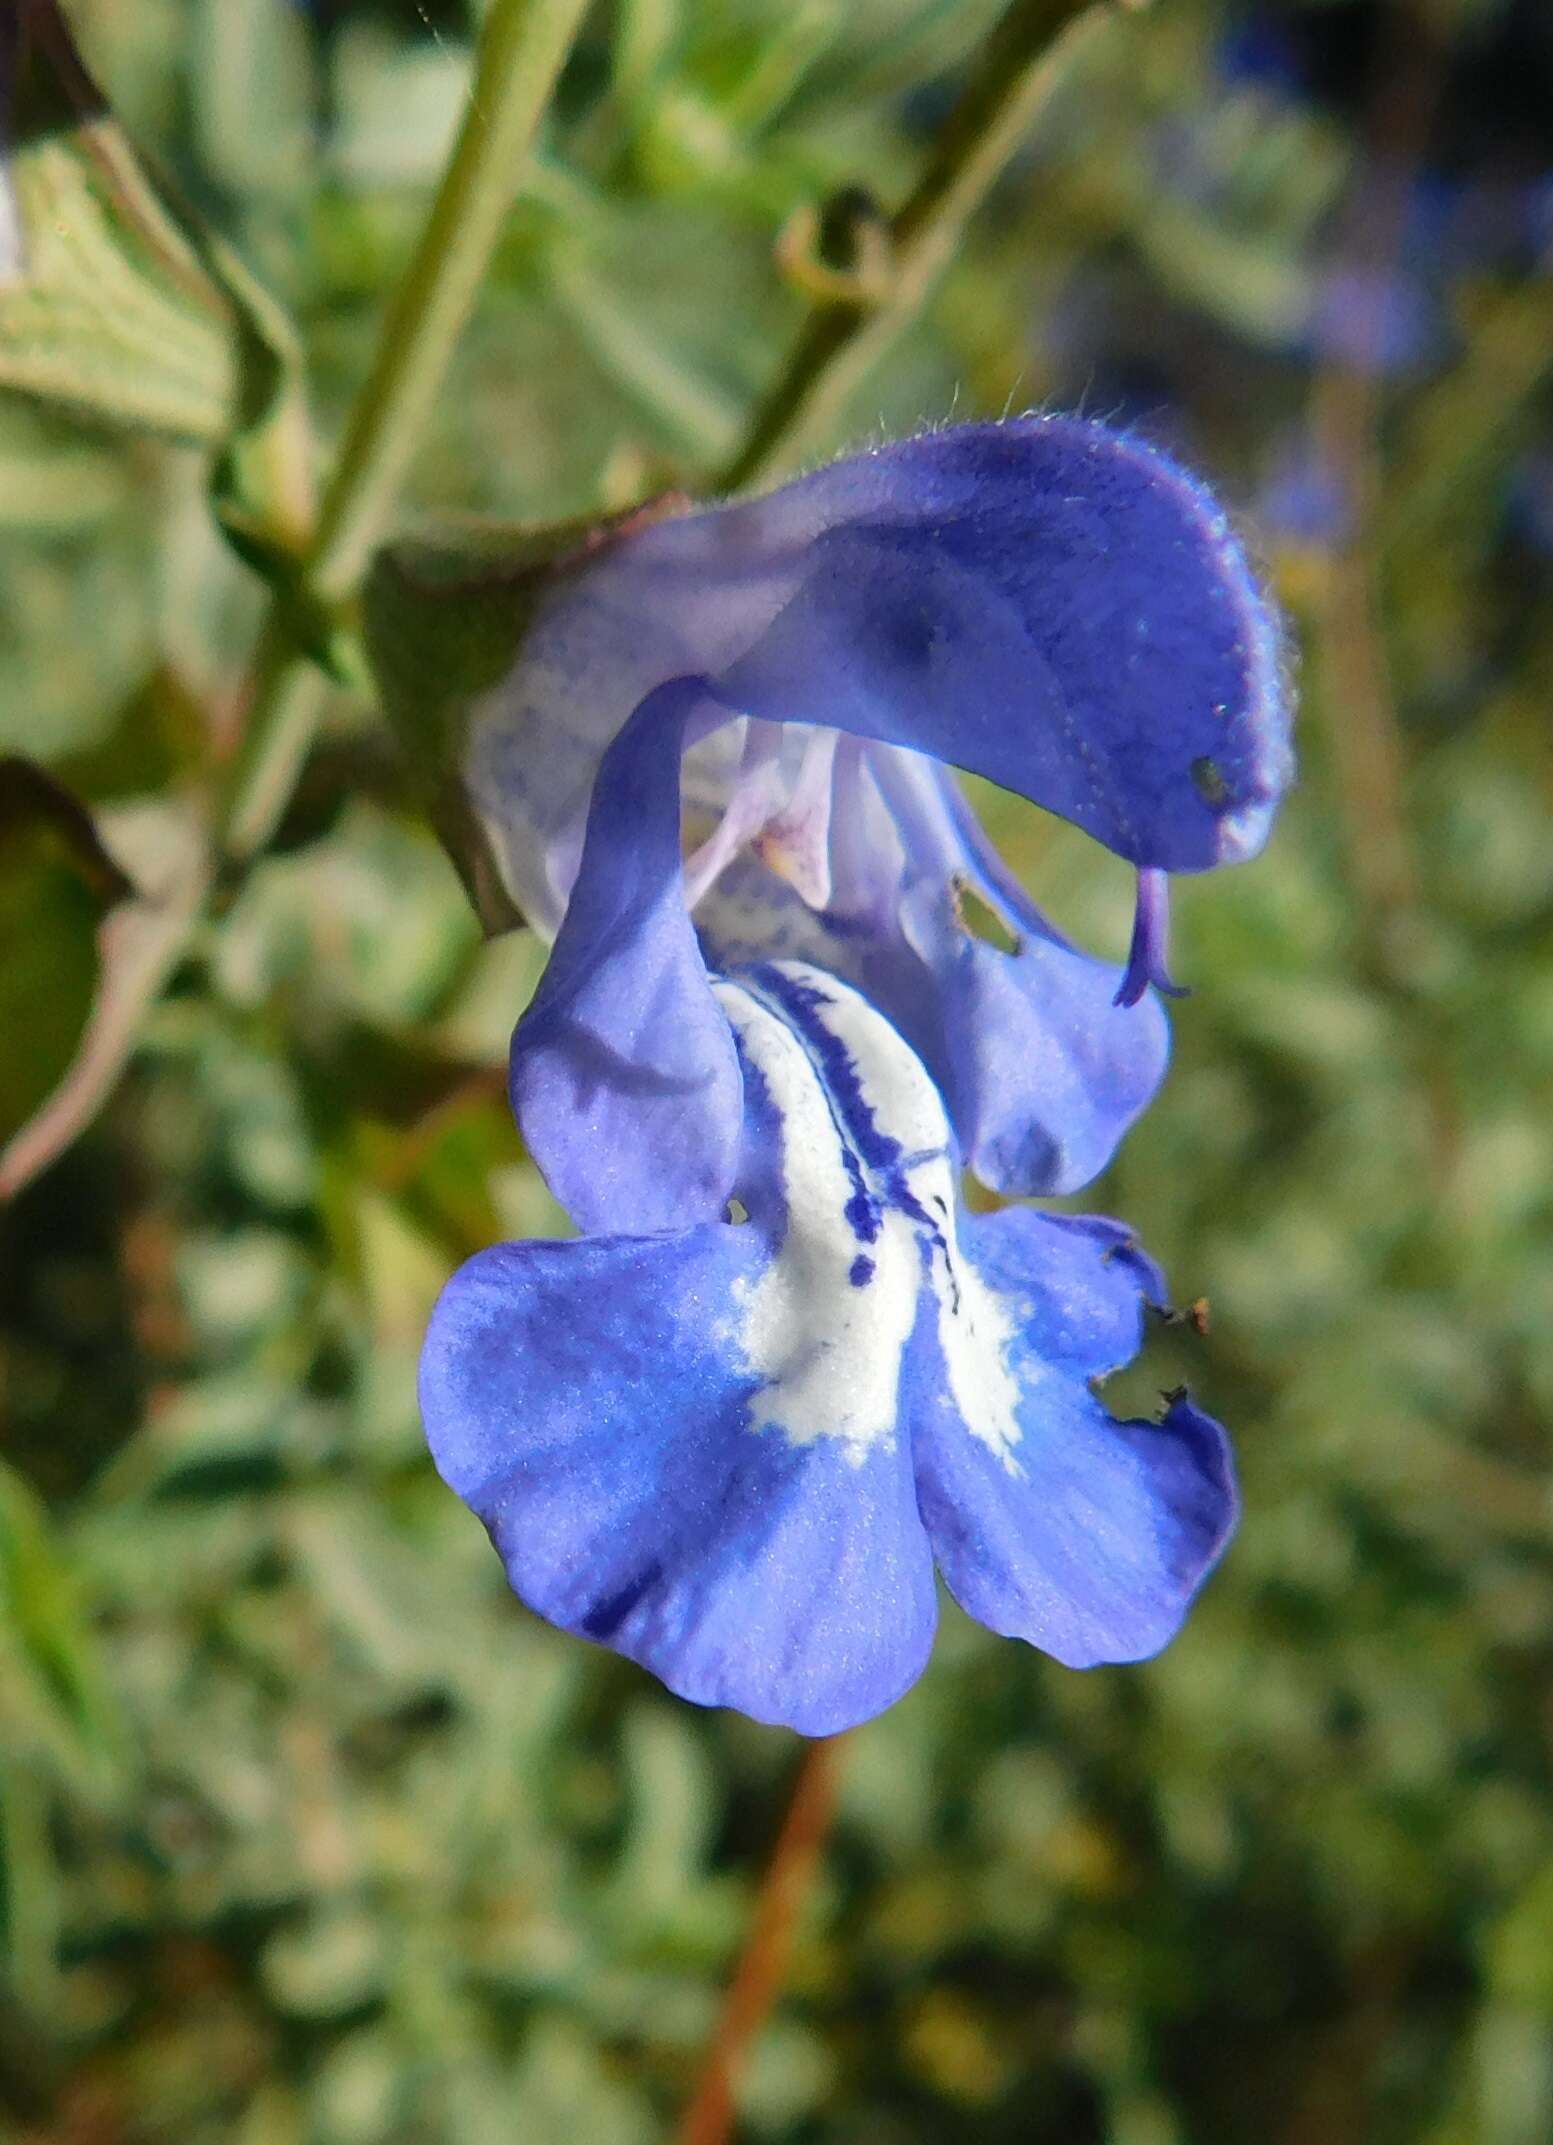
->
[0,0,239,441]
[0,1761,60,2007]
[190,0,316,205]
[0,391,133,534]
[505,2019,656,2145]
[205,232,317,578]
[0,756,130,1145]
[1,1,315,561]
[260,1900,389,2026]
[604,1706,718,1932]
[331,20,473,187]
[0,788,205,1197]
[0,1455,123,1794]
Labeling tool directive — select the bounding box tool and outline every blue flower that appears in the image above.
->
[420,417,1291,1733]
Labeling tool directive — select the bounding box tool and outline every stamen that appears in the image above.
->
[1114,868,1189,1008]
[685,724,846,914]
[756,730,839,907]
[826,738,901,931]
[682,722,787,907]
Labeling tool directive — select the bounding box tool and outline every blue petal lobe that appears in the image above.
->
[420,1227,939,1735]
[913,1208,1236,1667]
[509,678,742,1234]
[866,755,1172,1194]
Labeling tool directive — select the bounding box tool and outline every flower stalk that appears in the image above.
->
[677,1736,846,2145]
[220,0,592,861]
[716,0,1114,493]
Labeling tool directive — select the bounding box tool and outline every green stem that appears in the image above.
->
[221,0,590,861]
[220,623,328,867]
[716,0,1112,495]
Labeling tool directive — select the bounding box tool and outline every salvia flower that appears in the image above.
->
[419,417,1292,1734]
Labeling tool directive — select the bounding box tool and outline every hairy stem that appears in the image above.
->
[716,0,1112,494]
[677,1737,846,2145]
[220,0,590,860]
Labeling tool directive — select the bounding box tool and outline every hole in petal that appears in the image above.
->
[1088,1313,1208,1426]
[950,875,1022,956]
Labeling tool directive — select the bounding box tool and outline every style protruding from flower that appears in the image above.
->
[415,416,1293,1735]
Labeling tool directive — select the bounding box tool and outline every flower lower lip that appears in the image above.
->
[422,962,1238,1733]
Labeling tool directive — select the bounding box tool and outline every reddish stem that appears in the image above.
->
[1308,7,1440,953]
[677,1734,847,2145]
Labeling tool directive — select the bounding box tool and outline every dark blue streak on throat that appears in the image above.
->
[748,966,956,1283]
[849,1254,876,1288]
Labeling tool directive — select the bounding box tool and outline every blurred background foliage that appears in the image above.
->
[2,0,1553,2139]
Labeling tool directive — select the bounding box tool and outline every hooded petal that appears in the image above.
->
[466,414,1292,928]
[911,1206,1237,1668]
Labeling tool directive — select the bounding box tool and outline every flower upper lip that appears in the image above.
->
[465,414,1291,936]
[461,416,1291,1241]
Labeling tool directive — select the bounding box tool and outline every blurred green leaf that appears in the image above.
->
[0,0,238,441]
[506,2017,657,2145]
[1,0,313,569]
[331,21,473,189]
[0,392,133,535]
[215,800,482,1028]
[190,0,316,206]
[0,756,130,1144]
[0,1456,122,1792]
[262,1904,388,2021]
[0,1761,60,2007]
[604,1706,718,1932]
[0,532,163,760]
[0,793,205,1198]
